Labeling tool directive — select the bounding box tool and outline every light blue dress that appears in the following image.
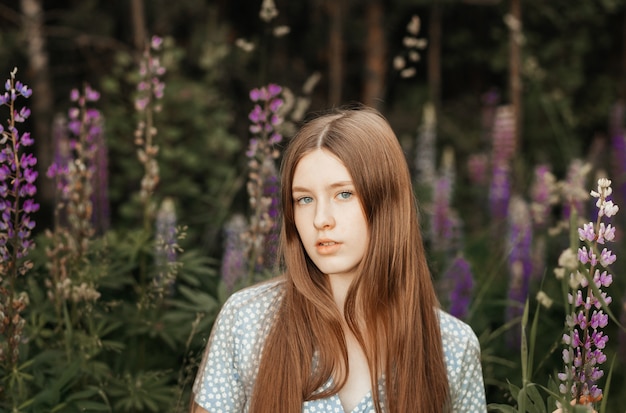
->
[193,280,487,412]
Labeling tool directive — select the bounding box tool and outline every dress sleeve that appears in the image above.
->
[452,328,487,412]
[193,297,246,413]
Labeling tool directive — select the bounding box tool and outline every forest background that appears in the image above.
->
[1,0,626,412]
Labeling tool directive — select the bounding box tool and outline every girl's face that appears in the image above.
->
[291,149,369,283]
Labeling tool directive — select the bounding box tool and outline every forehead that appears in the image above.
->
[292,149,352,187]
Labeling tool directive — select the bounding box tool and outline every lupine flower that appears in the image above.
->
[430,149,462,255]
[536,290,553,309]
[561,159,592,221]
[244,84,283,278]
[220,214,249,292]
[441,255,474,320]
[413,103,437,187]
[506,195,533,348]
[45,85,103,307]
[529,164,558,281]
[153,197,180,300]
[0,68,37,367]
[47,84,103,252]
[481,88,500,142]
[488,105,515,221]
[530,164,558,229]
[489,163,511,220]
[557,178,617,409]
[134,35,166,220]
[467,153,489,186]
[491,105,516,162]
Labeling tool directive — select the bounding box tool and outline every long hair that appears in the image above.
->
[250,106,449,412]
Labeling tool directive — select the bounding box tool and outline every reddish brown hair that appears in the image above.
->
[250,106,449,412]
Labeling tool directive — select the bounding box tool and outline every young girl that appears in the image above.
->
[191,106,486,412]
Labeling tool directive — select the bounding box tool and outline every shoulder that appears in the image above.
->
[437,309,480,350]
[437,309,482,382]
[219,277,285,315]
[216,278,285,328]
[437,309,486,409]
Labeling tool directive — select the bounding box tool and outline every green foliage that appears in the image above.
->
[1,224,222,412]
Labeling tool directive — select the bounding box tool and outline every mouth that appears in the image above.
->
[316,239,340,254]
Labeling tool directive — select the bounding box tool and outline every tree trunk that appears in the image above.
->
[362,0,386,110]
[130,0,147,51]
[20,0,54,205]
[327,0,344,106]
[427,0,443,121]
[509,0,522,151]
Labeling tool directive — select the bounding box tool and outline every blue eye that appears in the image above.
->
[337,191,353,200]
[296,196,313,205]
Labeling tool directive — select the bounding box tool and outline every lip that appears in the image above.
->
[315,239,341,255]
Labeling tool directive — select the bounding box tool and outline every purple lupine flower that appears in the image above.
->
[47,115,72,209]
[47,84,103,246]
[481,88,500,142]
[488,105,515,221]
[431,173,461,254]
[557,178,617,408]
[0,68,38,263]
[489,163,511,220]
[430,147,463,254]
[244,83,284,279]
[441,255,474,320]
[220,214,249,292]
[506,196,533,348]
[0,68,37,367]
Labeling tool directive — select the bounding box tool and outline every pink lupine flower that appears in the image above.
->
[558,178,617,408]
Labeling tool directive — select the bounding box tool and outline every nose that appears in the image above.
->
[313,201,335,229]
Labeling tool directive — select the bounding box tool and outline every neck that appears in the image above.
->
[328,274,354,316]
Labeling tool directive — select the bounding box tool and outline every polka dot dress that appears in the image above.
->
[193,280,487,412]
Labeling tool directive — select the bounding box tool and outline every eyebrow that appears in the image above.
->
[292,181,354,193]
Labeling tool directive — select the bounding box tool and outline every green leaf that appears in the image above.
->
[74,400,112,412]
[488,403,519,413]
[508,381,521,401]
[521,299,530,385]
[65,387,101,402]
[175,284,219,312]
[526,385,547,413]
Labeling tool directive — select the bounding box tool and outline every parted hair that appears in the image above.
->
[250,106,450,412]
